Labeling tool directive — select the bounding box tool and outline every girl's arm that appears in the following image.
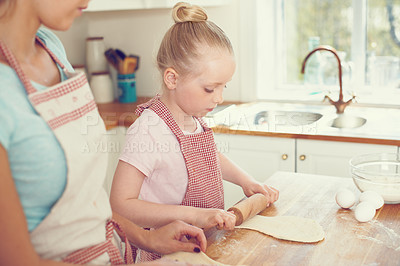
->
[218,152,279,204]
[110,160,236,230]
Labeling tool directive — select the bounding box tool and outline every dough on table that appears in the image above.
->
[163,251,237,266]
[236,215,325,243]
[163,215,324,265]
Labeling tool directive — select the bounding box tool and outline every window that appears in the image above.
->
[257,0,400,105]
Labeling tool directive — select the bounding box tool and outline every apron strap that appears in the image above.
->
[62,220,135,265]
[194,116,211,131]
[0,39,37,94]
[0,36,67,95]
[35,37,67,71]
[135,94,161,116]
[135,95,198,140]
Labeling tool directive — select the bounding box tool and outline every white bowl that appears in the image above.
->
[350,153,400,204]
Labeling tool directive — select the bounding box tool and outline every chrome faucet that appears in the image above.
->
[301,45,356,114]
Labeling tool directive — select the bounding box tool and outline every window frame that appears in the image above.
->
[250,0,400,106]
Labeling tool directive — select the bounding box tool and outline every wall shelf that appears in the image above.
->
[85,0,230,12]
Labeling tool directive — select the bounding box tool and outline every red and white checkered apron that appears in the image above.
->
[135,95,225,262]
[0,38,134,264]
[63,220,134,265]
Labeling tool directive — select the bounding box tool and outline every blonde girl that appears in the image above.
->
[110,2,279,262]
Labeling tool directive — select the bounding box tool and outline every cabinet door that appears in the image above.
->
[296,139,398,178]
[214,134,295,208]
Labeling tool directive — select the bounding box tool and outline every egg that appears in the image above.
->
[359,190,384,209]
[335,188,356,209]
[354,201,376,222]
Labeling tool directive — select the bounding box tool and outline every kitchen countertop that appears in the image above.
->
[97,99,400,145]
[97,98,151,129]
[209,102,400,146]
[204,171,400,266]
[96,98,240,129]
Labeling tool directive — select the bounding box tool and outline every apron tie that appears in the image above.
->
[63,220,135,265]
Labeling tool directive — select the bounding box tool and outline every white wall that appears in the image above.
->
[54,1,244,101]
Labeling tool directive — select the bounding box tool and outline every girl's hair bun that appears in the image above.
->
[172,2,208,23]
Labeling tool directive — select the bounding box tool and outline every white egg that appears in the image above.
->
[335,188,356,209]
[359,190,384,209]
[354,201,376,222]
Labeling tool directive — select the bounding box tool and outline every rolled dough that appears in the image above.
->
[163,215,324,265]
[236,215,325,243]
[163,251,235,266]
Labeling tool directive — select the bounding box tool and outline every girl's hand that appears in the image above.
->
[242,181,279,205]
[146,220,207,255]
[192,208,236,230]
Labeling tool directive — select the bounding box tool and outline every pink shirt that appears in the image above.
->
[119,109,203,205]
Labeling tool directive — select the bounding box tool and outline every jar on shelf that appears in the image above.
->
[86,37,108,77]
[90,71,114,103]
[117,73,137,103]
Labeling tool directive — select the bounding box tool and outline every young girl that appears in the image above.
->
[110,1,279,261]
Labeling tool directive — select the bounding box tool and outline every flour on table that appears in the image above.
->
[163,251,242,266]
[236,215,325,243]
[163,216,324,265]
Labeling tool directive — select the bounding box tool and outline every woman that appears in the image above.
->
[0,0,206,265]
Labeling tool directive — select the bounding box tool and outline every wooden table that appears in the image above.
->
[205,171,400,266]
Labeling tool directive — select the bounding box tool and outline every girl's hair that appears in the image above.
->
[157,2,233,77]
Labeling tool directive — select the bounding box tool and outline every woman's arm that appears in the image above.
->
[112,211,207,254]
[0,145,74,266]
[0,144,204,266]
[218,152,279,204]
[110,160,235,230]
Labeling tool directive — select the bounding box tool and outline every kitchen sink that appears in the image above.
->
[329,114,367,129]
[254,111,323,126]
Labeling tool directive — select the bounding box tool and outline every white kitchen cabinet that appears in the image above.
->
[215,134,296,181]
[296,139,398,177]
[215,133,399,208]
[86,0,230,12]
[104,131,295,207]
[214,134,295,208]
[102,129,398,207]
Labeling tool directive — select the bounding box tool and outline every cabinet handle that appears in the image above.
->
[281,154,288,160]
[299,155,306,161]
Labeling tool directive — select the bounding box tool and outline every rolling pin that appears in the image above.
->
[227,193,269,226]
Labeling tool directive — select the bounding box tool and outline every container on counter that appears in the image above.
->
[117,73,137,103]
[90,71,114,103]
[86,37,108,77]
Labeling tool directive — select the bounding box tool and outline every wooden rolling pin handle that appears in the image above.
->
[227,193,269,226]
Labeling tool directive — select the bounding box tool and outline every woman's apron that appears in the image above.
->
[135,95,225,261]
[0,38,134,264]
